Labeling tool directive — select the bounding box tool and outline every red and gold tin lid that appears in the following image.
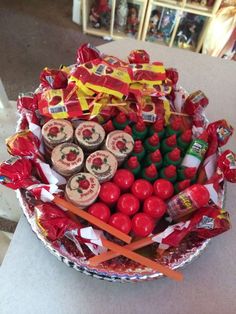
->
[105,130,134,163]
[51,143,84,177]
[65,172,100,208]
[85,150,118,183]
[42,119,73,148]
[75,121,105,151]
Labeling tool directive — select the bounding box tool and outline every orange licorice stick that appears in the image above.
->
[100,238,183,282]
[53,196,132,244]
[89,236,154,265]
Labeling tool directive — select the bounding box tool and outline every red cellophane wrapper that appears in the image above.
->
[0,157,36,189]
[17,93,38,113]
[217,150,236,183]
[182,90,209,116]
[76,43,101,64]
[35,203,82,241]
[154,206,230,248]
[197,120,234,183]
[128,50,150,64]
[166,68,179,86]
[6,130,43,160]
[39,67,68,89]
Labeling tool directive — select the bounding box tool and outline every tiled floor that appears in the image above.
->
[0,0,106,264]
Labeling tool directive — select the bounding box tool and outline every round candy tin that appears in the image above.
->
[65,172,100,208]
[105,130,134,164]
[51,143,84,177]
[75,121,105,152]
[42,119,73,149]
[85,150,118,183]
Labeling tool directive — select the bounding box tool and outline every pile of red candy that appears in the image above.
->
[0,43,236,265]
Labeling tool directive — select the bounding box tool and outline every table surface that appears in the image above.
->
[1,39,236,314]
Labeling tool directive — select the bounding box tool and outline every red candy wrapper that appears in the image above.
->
[129,62,166,85]
[153,206,230,248]
[35,203,106,255]
[182,90,209,116]
[6,130,44,160]
[38,83,90,119]
[0,156,60,202]
[166,68,179,86]
[39,67,68,90]
[76,43,101,64]
[217,150,236,183]
[0,157,35,189]
[128,50,150,64]
[70,60,131,99]
[197,120,234,183]
[17,92,38,113]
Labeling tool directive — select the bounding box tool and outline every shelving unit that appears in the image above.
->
[82,0,149,40]
[142,0,223,52]
[82,0,222,53]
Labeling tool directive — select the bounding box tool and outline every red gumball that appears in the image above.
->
[131,179,153,201]
[88,202,111,223]
[99,182,120,205]
[113,169,135,192]
[153,179,174,200]
[143,196,167,219]
[109,213,132,234]
[131,213,155,237]
[117,193,140,216]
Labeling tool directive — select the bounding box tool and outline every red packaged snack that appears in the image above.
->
[103,55,128,67]
[39,67,68,89]
[6,130,43,160]
[76,43,101,64]
[153,206,230,248]
[165,68,179,86]
[35,203,105,255]
[197,120,233,183]
[0,156,34,189]
[17,92,38,113]
[128,50,150,64]
[129,62,166,85]
[182,90,209,116]
[70,60,131,99]
[38,83,90,119]
[217,150,236,183]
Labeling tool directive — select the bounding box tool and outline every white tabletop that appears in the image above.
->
[1,40,236,314]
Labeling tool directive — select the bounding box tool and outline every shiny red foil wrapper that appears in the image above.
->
[35,203,82,242]
[17,93,38,113]
[0,157,35,190]
[6,130,43,160]
[217,150,236,183]
[183,90,209,116]
[40,67,68,89]
[166,68,179,86]
[76,43,101,64]
[128,50,150,64]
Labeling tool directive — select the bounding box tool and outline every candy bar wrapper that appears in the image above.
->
[6,130,44,160]
[0,157,60,202]
[128,50,150,64]
[76,43,102,64]
[70,60,132,99]
[153,206,230,248]
[35,203,106,255]
[197,120,234,183]
[103,55,128,67]
[166,68,179,87]
[38,83,90,119]
[129,62,166,85]
[39,67,68,90]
